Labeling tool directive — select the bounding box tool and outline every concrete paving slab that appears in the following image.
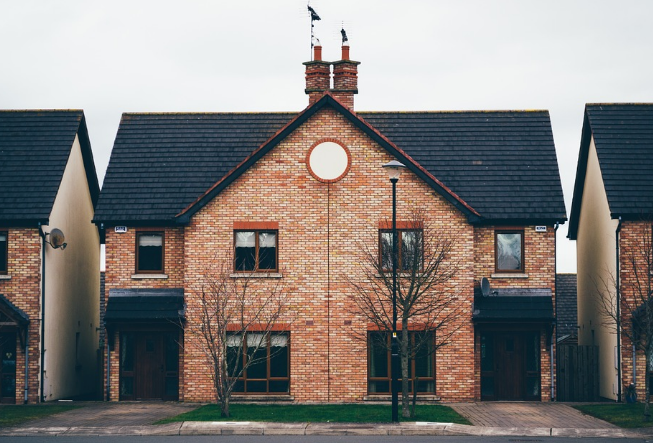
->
[262,423,308,435]
[551,427,638,439]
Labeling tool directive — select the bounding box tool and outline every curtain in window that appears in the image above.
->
[235,232,256,247]
[139,234,162,247]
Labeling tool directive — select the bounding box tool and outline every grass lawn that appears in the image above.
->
[0,404,79,428]
[156,403,471,425]
[573,403,653,429]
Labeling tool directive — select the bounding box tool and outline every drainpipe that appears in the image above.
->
[38,223,46,403]
[552,222,559,401]
[106,336,111,401]
[24,328,29,404]
[633,318,637,393]
[616,216,623,402]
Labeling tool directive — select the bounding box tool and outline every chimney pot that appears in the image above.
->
[314,45,322,61]
[341,45,350,61]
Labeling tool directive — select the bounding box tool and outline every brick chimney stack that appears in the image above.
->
[304,44,360,109]
[303,45,331,106]
[331,44,360,109]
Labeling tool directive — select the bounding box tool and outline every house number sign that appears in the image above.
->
[535,226,547,232]
[115,226,128,233]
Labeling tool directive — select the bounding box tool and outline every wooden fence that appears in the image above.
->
[557,345,600,401]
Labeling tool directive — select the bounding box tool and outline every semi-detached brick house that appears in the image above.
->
[568,103,653,402]
[0,110,101,403]
[93,45,567,403]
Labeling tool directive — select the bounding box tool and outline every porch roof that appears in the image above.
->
[473,289,554,323]
[105,288,185,322]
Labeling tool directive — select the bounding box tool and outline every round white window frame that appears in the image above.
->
[306,140,351,183]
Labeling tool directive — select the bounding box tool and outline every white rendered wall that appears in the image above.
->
[576,136,619,400]
[42,134,100,400]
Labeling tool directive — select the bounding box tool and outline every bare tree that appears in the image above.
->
[347,210,463,418]
[185,258,290,417]
[597,223,653,418]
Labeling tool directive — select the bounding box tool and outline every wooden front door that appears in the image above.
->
[119,330,179,401]
[496,334,524,400]
[136,333,165,400]
[480,331,541,401]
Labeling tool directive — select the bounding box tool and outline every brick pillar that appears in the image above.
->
[303,45,331,106]
[331,45,360,109]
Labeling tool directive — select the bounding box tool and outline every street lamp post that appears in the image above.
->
[383,160,406,423]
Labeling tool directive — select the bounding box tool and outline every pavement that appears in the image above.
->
[0,400,651,438]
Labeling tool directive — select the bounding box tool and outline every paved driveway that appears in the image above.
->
[451,402,618,429]
[17,401,199,428]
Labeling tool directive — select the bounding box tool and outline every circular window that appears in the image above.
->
[307,140,351,183]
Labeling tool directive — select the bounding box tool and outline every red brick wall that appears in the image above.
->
[181,107,476,402]
[618,221,652,400]
[104,227,185,291]
[0,228,42,403]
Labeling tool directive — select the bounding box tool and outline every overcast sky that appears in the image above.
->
[2,0,652,273]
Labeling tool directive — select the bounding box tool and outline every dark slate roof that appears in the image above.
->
[105,288,184,322]
[359,111,566,223]
[94,112,296,223]
[556,273,578,338]
[473,289,554,322]
[0,110,100,226]
[94,97,566,225]
[568,104,653,239]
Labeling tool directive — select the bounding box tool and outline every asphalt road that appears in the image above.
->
[0,437,649,443]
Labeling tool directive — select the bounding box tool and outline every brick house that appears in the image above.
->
[568,103,653,402]
[94,45,566,403]
[0,110,101,403]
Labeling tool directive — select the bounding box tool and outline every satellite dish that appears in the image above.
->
[49,228,67,250]
[480,277,491,297]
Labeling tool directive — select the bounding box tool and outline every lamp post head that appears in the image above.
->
[382,160,406,181]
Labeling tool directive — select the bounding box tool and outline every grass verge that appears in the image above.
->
[0,404,79,428]
[573,403,653,428]
[156,403,471,425]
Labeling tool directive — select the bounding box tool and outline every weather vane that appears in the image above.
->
[308,3,321,60]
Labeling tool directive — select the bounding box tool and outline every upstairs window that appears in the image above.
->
[235,231,278,272]
[379,229,423,272]
[0,232,7,274]
[136,232,164,273]
[495,230,524,272]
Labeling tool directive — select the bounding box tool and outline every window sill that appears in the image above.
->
[491,273,529,279]
[0,275,11,280]
[131,273,168,279]
[230,273,283,279]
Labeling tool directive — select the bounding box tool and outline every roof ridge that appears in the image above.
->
[0,109,84,113]
[122,111,298,116]
[358,109,549,114]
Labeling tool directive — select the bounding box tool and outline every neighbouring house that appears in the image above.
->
[568,103,653,402]
[0,110,101,403]
[93,44,566,403]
